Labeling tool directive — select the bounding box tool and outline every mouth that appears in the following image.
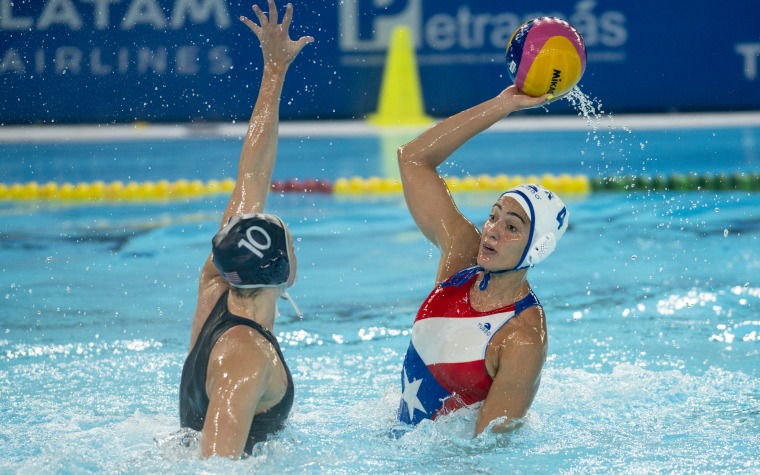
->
[480,242,496,255]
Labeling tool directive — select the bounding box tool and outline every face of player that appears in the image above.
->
[477,195,531,271]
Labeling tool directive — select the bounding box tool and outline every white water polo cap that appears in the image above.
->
[501,184,569,269]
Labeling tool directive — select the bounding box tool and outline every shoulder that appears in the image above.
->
[218,325,277,359]
[204,323,288,415]
[209,325,278,379]
[490,305,547,371]
[504,304,546,346]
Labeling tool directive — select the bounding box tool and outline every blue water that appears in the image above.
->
[1,120,759,474]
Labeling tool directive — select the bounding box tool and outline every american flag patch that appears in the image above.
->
[224,271,242,284]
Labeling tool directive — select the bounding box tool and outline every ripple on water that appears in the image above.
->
[2,324,759,473]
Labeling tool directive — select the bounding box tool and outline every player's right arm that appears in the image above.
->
[397,87,548,282]
[200,327,275,459]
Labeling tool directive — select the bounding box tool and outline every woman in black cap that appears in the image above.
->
[179,0,312,459]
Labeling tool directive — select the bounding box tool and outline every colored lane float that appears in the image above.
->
[332,173,591,194]
[591,172,760,192]
[1,173,758,202]
[0,178,236,202]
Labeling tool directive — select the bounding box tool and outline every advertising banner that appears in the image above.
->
[1,0,758,124]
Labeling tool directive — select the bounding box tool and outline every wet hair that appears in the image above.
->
[230,286,265,299]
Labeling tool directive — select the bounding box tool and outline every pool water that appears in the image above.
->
[1,119,759,474]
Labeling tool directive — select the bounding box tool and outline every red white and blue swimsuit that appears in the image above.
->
[398,274,540,425]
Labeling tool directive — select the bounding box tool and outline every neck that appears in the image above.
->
[226,288,280,333]
[471,268,530,310]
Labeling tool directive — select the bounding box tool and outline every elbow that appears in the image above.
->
[397,145,409,177]
[397,145,407,167]
[397,144,417,174]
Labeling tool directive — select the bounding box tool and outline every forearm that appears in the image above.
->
[398,92,517,170]
[226,66,288,217]
[240,66,287,181]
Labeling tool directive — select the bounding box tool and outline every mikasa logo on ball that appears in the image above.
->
[547,69,563,94]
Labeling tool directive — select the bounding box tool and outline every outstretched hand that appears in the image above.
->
[240,0,314,70]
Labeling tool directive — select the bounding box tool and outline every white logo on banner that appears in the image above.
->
[337,1,629,63]
[736,43,760,81]
[0,0,231,31]
[0,0,233,76]
[338,0,422,51]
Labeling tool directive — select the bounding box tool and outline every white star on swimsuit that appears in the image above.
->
[401,367,426,418]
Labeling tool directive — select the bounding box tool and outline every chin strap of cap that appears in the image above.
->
[440,265,519,291]
[280,290,303,318]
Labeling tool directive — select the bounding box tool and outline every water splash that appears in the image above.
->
[565,86,606,132]
[564,86,652,181]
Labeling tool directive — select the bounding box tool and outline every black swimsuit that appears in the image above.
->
[179,291,294,454]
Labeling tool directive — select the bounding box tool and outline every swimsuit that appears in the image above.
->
[398,274,539,425]
[179,291,294,453]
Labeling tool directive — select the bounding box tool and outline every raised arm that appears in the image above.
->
[189,1,312,348]
[222,0,313,223]
[397,87,548,282]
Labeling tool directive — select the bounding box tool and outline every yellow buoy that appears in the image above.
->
[333,178,351,194]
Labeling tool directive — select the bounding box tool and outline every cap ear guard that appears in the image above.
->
[524,232,557,267]
[502,184,568,270]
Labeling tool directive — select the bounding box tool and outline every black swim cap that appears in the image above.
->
[212,213,291,288]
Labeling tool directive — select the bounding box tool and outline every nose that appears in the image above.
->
[483,219,499,240]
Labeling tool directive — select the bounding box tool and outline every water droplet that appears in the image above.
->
[631,255,637,261]
[723,229,729,237]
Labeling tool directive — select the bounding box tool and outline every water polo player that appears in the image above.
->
[179,0,312,459]
[396,86,568,435]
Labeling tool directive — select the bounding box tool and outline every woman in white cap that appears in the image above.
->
[179,0,311,459]
[396,86,569,435]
